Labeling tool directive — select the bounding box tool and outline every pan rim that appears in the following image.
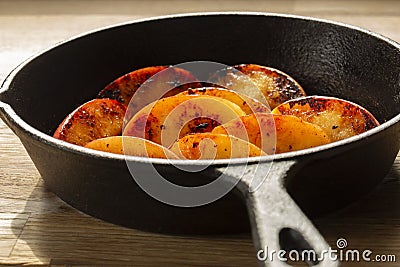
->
[1,11,400,166]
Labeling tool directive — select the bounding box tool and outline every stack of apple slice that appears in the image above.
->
[53,64,379,159]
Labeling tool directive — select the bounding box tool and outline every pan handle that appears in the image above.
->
[218,159,339,267]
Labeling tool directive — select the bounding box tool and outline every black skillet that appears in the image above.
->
[1,13,400,267]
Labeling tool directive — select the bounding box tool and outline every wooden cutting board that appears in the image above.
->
[1,1,400,266]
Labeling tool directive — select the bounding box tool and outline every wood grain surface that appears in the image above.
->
[0,1,399,266]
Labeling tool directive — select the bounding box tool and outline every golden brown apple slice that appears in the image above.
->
[97,66,202,106]
[210,63,306,109]
[176,87,269,114]
[271,96,380,142]
[170,133,266,160]
[123,95,246,148]
[53,98,126,146]
[212,113,331,154]
[84,136,178,158]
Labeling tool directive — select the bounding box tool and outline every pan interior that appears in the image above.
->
[1,14,399,137]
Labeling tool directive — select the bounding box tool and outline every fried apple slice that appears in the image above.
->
[271,96,380,142]
[123,95,246,148]
[98,66,202,106]
[210,64,306,109]
[84,136,178,158]
[176,87,269,114]
[170,133,266,160]
[212,113,331,154]
[53,98,126,146]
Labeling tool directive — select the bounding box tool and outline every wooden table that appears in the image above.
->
[0,1,399,266]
